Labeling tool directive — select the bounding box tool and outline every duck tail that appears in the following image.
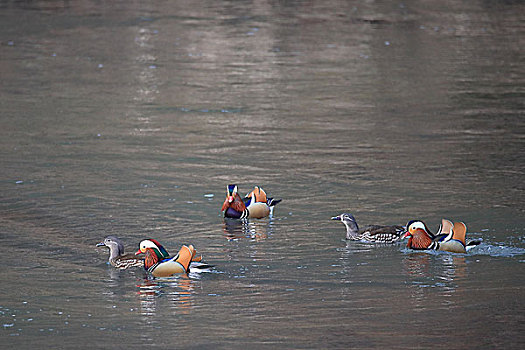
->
[188,248,214,272]
[267,198,282,207]
[466,239,482,251]
[191,261,214,270]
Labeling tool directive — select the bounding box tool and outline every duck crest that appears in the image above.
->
[148,239,170,259]
[406,220,435,238]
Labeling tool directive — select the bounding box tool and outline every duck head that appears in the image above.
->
[97,236,125,260]
[402,220,434,239]
[221,184,247,213]
[402,220,434,249]
[331,213,360,239]
[135,239,170,259]
[221,184,238,211]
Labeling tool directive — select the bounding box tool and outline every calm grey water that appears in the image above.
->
[1,0,524,349]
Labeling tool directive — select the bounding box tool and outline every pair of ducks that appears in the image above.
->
[331,213,481,253]
[221,184,281,219]
[97,237,213,277]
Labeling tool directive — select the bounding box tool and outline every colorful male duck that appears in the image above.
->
[331,213,405,243]
[402,219,481,253]
[221,184,281,219]
[135,239,212,277]
[96,236,144,269]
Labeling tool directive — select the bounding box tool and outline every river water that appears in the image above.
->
[1,0,524,349]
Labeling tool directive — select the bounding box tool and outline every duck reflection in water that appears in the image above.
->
[222,217,274,241]
[138,276,195,317]
[402,253,468,308]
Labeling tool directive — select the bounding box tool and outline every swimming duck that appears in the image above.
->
[331,213,405,243]
[96,236,144,269]
[221,184,281,219]
[135,239,213,277]
[402,219,481,253]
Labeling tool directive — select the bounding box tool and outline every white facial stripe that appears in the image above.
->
[410,221,426,231]
[140,240,158,250]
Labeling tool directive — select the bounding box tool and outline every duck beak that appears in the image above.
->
[331,215,341,221]
[401,231,410,239]
[135,249,143,255]
[96,242,105,247]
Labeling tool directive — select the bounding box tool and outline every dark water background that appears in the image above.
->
[1,0,524,348]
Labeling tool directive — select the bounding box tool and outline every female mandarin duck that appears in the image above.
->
[135,239,213,277]
[96,236,144,269]
[221,184,281,219]
[331,213,405,243]
[402,219,481,253]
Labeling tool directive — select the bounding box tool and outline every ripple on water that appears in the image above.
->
[471,243,525,258]
[401,241,525,258]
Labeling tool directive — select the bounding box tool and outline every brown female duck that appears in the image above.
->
[331,213,405,243]
[96,236,144,269]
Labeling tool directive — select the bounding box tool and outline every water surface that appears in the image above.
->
[1,0,524,348]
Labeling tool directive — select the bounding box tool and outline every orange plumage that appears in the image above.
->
[221,193,246,212]
[407,229,433,249]
[144,248,160,270]
[247,186,267,203]
[452,222,467,245]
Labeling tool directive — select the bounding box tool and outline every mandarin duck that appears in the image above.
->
[221,184,281,219]
[402,219,481,253]
[135,239,213,277]
[96,236,144,269]
[331,213,405,243]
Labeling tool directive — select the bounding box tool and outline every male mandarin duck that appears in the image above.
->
[402,219,481,253]
[331,213,405,243]
[96,236,144,269]
[135,239,213,277]
[221,184,281,219]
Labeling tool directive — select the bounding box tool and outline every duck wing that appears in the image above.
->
[437,219,454,235]
[433,233,452,242]
[113,254,144,269]
[360,225,404,235]
[359,225,404,243]
[452,222,467,245]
